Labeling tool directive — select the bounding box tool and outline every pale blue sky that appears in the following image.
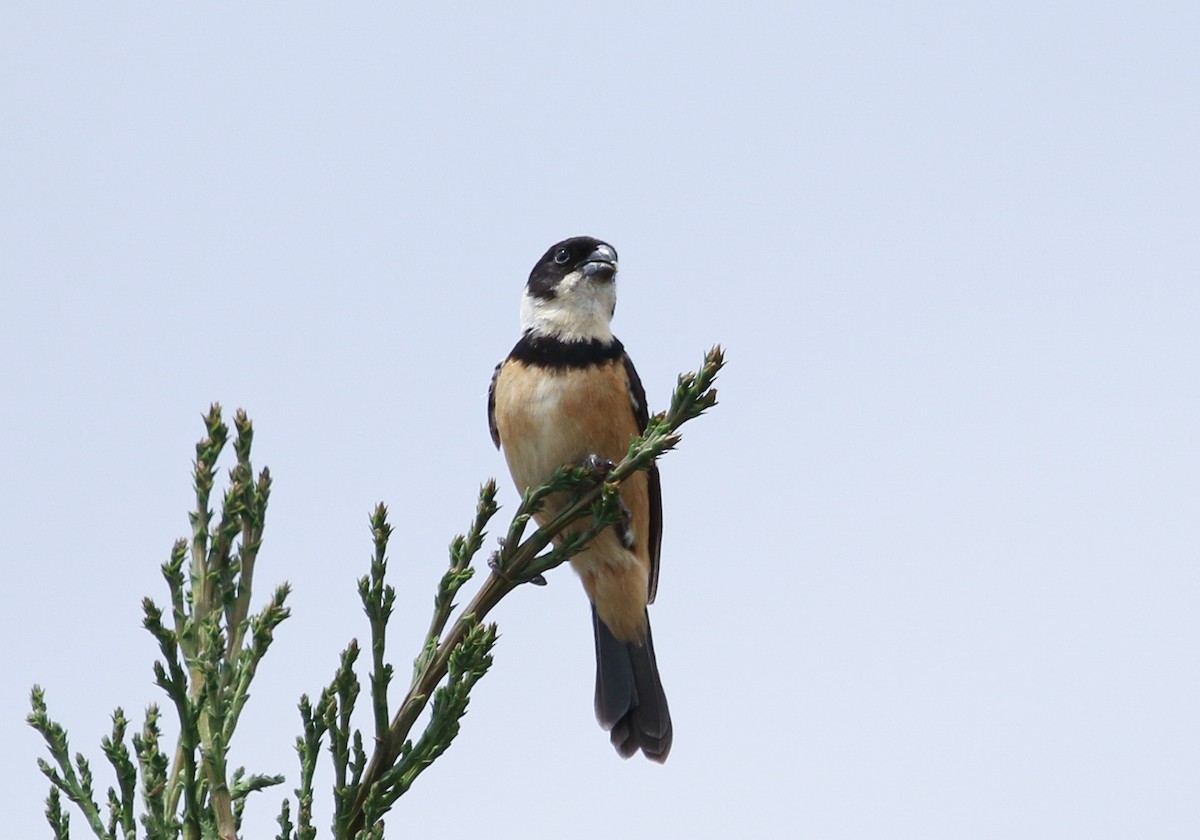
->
[3,3,1197,837]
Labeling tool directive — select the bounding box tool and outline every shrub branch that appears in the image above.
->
[28,346,724,840]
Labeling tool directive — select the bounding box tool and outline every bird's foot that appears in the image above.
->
[488,544,548,587]
[486,549,508,580]
[576,453,616,482]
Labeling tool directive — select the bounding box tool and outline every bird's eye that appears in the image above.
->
[553,248,571,265]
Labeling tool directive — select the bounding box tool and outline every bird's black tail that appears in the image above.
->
[592,605,673,762]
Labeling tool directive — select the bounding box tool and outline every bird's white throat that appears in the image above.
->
[520,270,616,342]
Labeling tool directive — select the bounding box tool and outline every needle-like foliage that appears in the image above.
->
[30,407,287,840]
[29,346,725,840]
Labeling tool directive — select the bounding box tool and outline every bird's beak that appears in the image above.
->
[580,243,618,281]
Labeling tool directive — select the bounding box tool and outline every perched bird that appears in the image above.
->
[488,236,672,762]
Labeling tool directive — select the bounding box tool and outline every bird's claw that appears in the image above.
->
[487,550,509,581]
[579,453,616,481]
[490,547,549,587]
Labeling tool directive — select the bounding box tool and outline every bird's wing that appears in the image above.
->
[487,360,503,449]
[623,353,663,603]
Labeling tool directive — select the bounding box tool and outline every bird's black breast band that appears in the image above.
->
[508,333,625,369]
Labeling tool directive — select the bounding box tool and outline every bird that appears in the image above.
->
[487,236,672,762]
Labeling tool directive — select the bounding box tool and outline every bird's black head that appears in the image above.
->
[526,236,619,300]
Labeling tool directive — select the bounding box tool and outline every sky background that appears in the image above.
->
[2,2,1198,837]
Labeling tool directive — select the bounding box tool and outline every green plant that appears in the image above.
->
[29,346,724,840]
